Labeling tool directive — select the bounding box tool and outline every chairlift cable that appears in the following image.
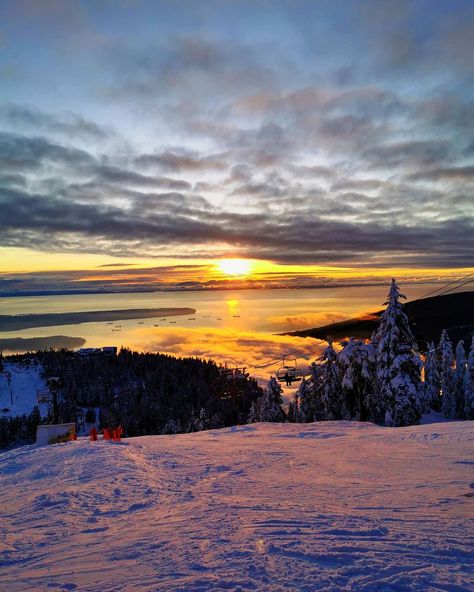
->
[248,272,474,374]
[411,272,474,302]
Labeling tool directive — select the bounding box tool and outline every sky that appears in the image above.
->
[0,0,473,294]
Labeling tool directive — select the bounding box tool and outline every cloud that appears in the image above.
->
[363,140,453,170]
[1,1,473,283]
[131,325,321,383]
[135,151,228,173]
[0,104,109,141]
[1,181,473,269]
[0,131,96,171]
[406,166,474,181]
[95,166,192,190]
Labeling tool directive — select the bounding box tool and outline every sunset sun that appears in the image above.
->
[217,259,252,277]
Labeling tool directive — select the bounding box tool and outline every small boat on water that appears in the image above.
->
[106,322,113,325]
[153,324,159,327]
[112,329,121,332]
[217,317,222,320]
[137,321,144,324]
[233,315,240,318]
[188,317,196,320]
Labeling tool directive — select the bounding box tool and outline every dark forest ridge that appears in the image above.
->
[286,291,474,347]
[0,308,196,332]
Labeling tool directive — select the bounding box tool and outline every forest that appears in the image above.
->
[1,280,473,448]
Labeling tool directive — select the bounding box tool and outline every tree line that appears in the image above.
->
[1,279,473,447]
[0,349,262,447]
[249,279,474,426]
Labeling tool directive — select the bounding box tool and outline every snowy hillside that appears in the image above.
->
[0,360,50,419]
[1,422,473,592]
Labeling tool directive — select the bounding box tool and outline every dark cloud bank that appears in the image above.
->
[1,0,473,294]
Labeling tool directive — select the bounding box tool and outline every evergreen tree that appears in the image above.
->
[287,392,299,423]
[463,337,474,420]
[373,279,422,426]
[318,340,342,420]
[423,342,441,411]
[309,361,326,420]
[197,407,210,431]
[439,330,456,418]
[247,400,259,423]
[297,378,314,422]
[210,412,224,429]
[186,409,201,433]
[162,418,181,434]
[454,341,466,419]
[339,338,378,422]
[259,377,286,422]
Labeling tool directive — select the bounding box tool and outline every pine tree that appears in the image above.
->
[210,412,224,429]
[297,378,313,422]
[247,400,259,423]
[464,337,474,420]
[318,340,342,420]
[339,338,378,422]
[373,279,422,426]
[440,330,456,419]
[454,341,467,419]
[197,407,210,431]
[162,418,181,434]
[259,377,286,422]
[287,392,299,423]
[423,341,440,411]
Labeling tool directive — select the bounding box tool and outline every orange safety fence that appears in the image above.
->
[98,426,123,442]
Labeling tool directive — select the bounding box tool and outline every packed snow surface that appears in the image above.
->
[1,422,473,592]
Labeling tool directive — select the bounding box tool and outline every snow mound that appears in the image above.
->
[1,421,473,591]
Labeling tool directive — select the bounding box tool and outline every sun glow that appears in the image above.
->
[217,259,253,276]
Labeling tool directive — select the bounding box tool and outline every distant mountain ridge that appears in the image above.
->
[286,290,474,348]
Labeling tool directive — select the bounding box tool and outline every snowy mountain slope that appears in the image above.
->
[0,422,473,592]
[0,361,50,419]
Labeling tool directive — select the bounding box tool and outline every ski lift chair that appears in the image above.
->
[276,357,303,385]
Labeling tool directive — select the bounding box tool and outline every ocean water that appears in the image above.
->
[0,285,431,380]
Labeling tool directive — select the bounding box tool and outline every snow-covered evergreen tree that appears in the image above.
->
[162,418,182,434]
[297,378,313,422]
[439,330,456,419]
[210,412,224,429]
[423,341,440,412]
[287,392,299,423]
[464,337,474,420]
[186,409,201,433]
[339,338,378,422]
[247,400,259,423]
[373,279,422,426]
[454,341,467,419]
[196,407,210,431]
[259,377,286,422]
[318,340,342,420]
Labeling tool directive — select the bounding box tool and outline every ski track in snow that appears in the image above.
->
[0,421,473,592]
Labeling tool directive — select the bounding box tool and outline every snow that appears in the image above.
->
[0,361,50,419]
[1,421,473,591]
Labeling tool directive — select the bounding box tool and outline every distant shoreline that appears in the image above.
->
[0,308,196,332]
[0,335,86,352]
[285,290,474,347]
[0,281,443,299]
